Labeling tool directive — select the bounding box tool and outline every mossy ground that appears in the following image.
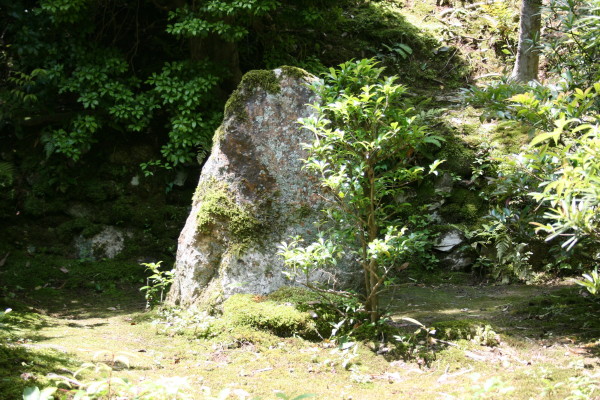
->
[2,281,598,399]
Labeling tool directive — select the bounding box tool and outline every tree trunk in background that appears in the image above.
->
[511,0,542,82]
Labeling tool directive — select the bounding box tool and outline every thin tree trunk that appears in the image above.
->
[511,0,543,82]
[366,165,380,323]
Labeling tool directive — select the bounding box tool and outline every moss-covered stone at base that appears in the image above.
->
[210,323,281,348]
[195,180,264,251]
[222,294,317,338]
[490,123,531,153]
[267,286,325,305]
[224,70,281,121]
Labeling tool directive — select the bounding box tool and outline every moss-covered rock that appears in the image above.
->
[224,69,281,121]
[490,123,531,153]
[195,180,263,250]
[437,136,476,178]
[441,188,485,224]
[267,286,325,305]
[222,294,317,338]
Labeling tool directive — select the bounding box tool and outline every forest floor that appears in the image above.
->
[2,280,599,400]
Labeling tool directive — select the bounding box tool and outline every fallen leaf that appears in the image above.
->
[60,267,69,274]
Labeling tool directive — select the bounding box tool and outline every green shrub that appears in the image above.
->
[279,58,443,324]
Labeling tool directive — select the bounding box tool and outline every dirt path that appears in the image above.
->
[3,283,599,399]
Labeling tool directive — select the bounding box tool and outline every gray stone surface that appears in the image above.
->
[167,68,349,309]
[75,226,126,260]
[434,229,474,270]
[440,251,473,271]
[434,230,464,252]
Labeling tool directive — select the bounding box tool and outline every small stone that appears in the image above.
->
[75,226,127,260]
[434,230,464,252]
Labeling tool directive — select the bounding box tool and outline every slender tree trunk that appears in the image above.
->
[511,0,543,82]
[366,165,380,323]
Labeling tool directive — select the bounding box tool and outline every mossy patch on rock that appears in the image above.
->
[441,188,485,224]
[224,70,281,121]
[267,286,325,305]
[280,66,311,80]
[194,180,264,251]
[437,136,476,177]
[222,294,317,338]
[211,323,281,348]
[490,123,531,153]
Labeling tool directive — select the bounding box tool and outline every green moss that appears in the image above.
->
[512,288,600,339]
[22,196,63,217]
[212,323,280,348]
[224,70,281,121]
[267,286,324,305]
[222,294,317,338]
[0,344,75,399]
[441,188,485,224]
[195,180,264,251]
[491,123,531,153]
[81,181,117,203]
[57,218,100,241]
[280,66,311,80]
[212,126,225,144]
[437,137,476,177]
[432,319,483,338]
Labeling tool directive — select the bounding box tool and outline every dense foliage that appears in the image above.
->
[464,0,600,283]
[1,0,458,174]
[0,0,356,169]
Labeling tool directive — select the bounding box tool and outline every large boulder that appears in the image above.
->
[167,67,348,309]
